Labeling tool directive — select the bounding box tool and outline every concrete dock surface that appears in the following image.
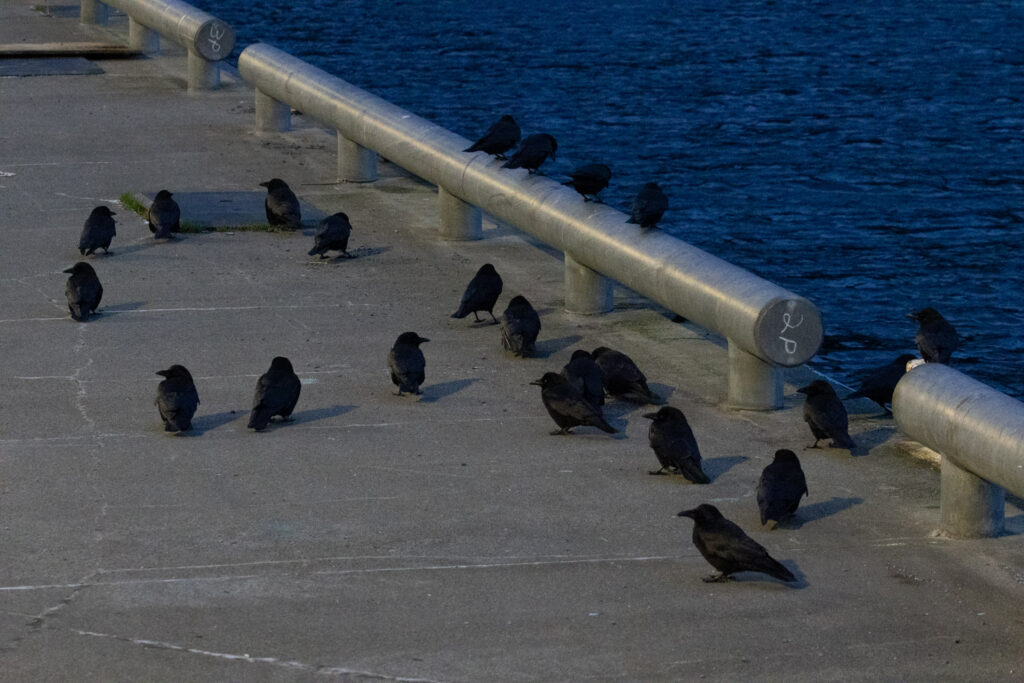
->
[1,3,1022,680]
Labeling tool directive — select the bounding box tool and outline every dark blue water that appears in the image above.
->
[195,0,1024,399]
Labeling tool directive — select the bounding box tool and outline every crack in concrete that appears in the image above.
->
[1,571,97,654]
[70,628,446,681]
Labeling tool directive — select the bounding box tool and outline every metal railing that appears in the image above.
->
[237,42,822,410]
[894,363,1024,538]
[80,0,234,91]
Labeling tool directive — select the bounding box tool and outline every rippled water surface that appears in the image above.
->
[195,0,1024,398]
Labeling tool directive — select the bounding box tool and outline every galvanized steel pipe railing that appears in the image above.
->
[80,0,235,91]
[238,42,823,410]
[894,363,1024,538]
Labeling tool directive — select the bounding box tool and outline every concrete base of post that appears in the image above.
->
[187,52,219,92]
[255,89,290,132]
[564,253,613,315]
[727,342,783,410]
[129,18,160,54]
[337,134,377,182]
[80,0,108,25]
[438,188,482,241]
[940,455,1005,538]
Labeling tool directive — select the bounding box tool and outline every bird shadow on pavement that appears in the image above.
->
[532,334,583,359]
[99,302,146,315]
[290,404,357,424]
[305,245,391,263]
[704,455,747,481]
[849,424,898,456]
[784,496,863,529]
[649,382,675,404]
[419,379,477,403]
[726,565,809,589]
[103,240,167,257]
[189,409,244,435]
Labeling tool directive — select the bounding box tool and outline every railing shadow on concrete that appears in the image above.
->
[236,42,823,411]
[80,0,234,91]
[894,363,1024,538]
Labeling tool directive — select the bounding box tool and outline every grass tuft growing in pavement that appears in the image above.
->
[119,192,276,233]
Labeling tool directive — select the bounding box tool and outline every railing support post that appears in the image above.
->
[727,341,782,410]
[255,89,290,132]
[940,455,1005,538]
[337,133,377,182]
[128,17,160,54]
[187,51,219,92]
[564,253,613,315]
[80,0,108,25]
[438,188,482,241]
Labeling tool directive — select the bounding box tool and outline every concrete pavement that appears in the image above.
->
[1,3,1022,680]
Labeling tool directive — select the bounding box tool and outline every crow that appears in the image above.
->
[499,295,541,357]
[591,346,661,404]
[148,190,180,238]
[464,114,521,159]
[626,182,668,229]
[530,372,616,435]
[308,212,353,258]
[908,307,958,364]
[260,178,301,230]
[78,205,116,255]
[797,380,855,449]
[562,163,611,201]
[248,356,302,431]
[846,353,917,413]
[155,364,200,433]
[757,449,808,529]
[451,263,503,323]
[388,332,429,396]
[561,349,605,408]
[644,406,709,483]
[63,262,103,321]
[677,504,796,583]
[501,133,558,174]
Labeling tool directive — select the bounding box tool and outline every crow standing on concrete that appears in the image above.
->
[626,182,668,229]
[677,504,796,583]
[248,356,302,431]
[388,332,429,396]
[531,372,616,435]
[148,190,180,238]
[260,178,301,230]
[908,307,958,364]
[757,449,808,529]
[451,263,503,323]
[501,133,558,174]
[563,163,611,202]
[644,406,709,483]
[78,205,116,255]
[63,262,103,321]
[797,379,855,450]
[155,364,200,433]
[846,353,917,413]
[308,212,353,258]
[500,295,541,357]
[591,346,661,404]
[464,114,521,159]
[561,349,605,409]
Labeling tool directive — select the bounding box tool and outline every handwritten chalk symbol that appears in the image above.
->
[779,312,804,355]
[206,23,226,55]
